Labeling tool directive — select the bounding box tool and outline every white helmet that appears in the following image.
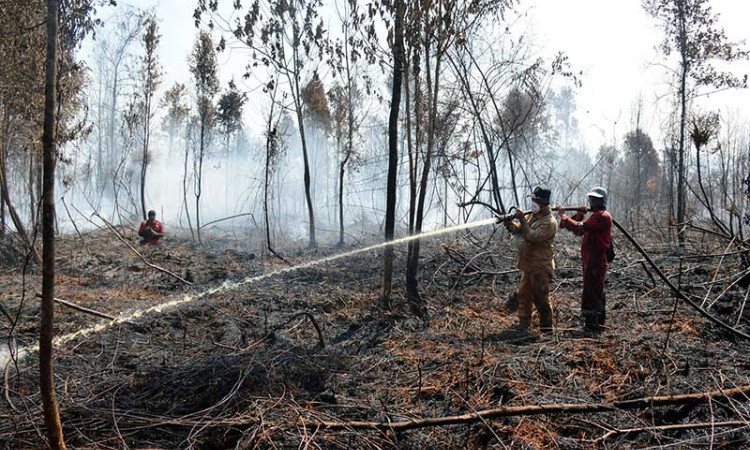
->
[587,187,608,207]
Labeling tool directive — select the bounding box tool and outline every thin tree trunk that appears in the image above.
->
[140,84,152,221]
[264,102,276,255]
[140,158,147,221]
[29,150,36,227]
[36,153,42,231]
[108,71,119,176]
[284,40,316,249]
[408,46,420,236]
[443,165,448,228]
[182,126,194,242]
[195,120,204,244]
[41,0,66,446]
[0,180,5,237]
[265,143,273,252]
[406,34,442,306]
[339,35,356,248]
[676,0,688,246]
[695,140,730,236]
[0,113,41,263]
[338,153,350,247]
[447,53,505,213]
[96,70,104,186]
[382,0,405,300]
[507,145,520,207]
[297,113,316,248]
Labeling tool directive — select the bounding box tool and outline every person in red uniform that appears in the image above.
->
[557,187,612,333]
[138,210,165,246]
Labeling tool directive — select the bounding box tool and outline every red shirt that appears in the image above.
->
[138,219,165,245]
[560,210,612,270]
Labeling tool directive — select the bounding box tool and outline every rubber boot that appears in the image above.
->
[583,312,603,335]
[506,292,519,314]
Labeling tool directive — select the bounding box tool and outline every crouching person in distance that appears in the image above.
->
[138,210,165,246]
[503,186,558,333]
[557,187,612,334]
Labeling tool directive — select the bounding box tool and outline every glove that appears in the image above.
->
[572,205,587,221]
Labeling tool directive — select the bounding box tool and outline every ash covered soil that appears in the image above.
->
[2,227,750,449]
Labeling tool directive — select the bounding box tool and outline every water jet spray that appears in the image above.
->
[5,216,502,366]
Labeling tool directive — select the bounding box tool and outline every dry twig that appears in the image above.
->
[94,213,192,286]
[34,293,115,321]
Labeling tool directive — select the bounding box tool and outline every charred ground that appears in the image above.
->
[2,227,750,449]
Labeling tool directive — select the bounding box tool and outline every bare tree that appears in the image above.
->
[263,84,286,258]
[99,10,145,187]
[187,30,219,245]
[404,0,512,309]
[644,0,749,245]
[137,16,161,220]
[196,0,328,248]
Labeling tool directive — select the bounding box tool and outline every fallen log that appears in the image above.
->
[303,384,750,431]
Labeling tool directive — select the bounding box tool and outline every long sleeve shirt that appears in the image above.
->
[559,210,612,271]
[507,207,557,275]
[138,219,165,245]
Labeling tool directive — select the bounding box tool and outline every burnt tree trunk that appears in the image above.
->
[182,124,194,242]
[264,104,276,255]
[295,107,316,248]
[382,0,405,300]
[338,36,356,248]
[195,118,205,244]
[338,152,350,248]
[406,35,442,308]
[41,0,66,446]
[139,70,154,221]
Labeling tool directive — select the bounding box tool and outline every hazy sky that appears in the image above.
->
[526,0,750,148]
[96,0,750,153]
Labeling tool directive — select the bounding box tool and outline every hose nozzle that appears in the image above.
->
[494,206,522,224]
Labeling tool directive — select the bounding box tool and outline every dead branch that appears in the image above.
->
[3,359,15,412]
[201,212,256,229]
[274,312,325,349]
[61,195,90,255]
[639,261,656,288]
[93,213,192,286]
[34,293,115,321]
[611,218,750,341]
[303,384,750,431]
[594,420,749,444]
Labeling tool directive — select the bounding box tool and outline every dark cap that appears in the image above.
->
[147,210,156,217]
[528,186,551,205]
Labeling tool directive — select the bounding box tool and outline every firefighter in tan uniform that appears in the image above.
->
[503,186,558,333]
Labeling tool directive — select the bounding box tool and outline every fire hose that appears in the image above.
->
[494,205,750,341]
